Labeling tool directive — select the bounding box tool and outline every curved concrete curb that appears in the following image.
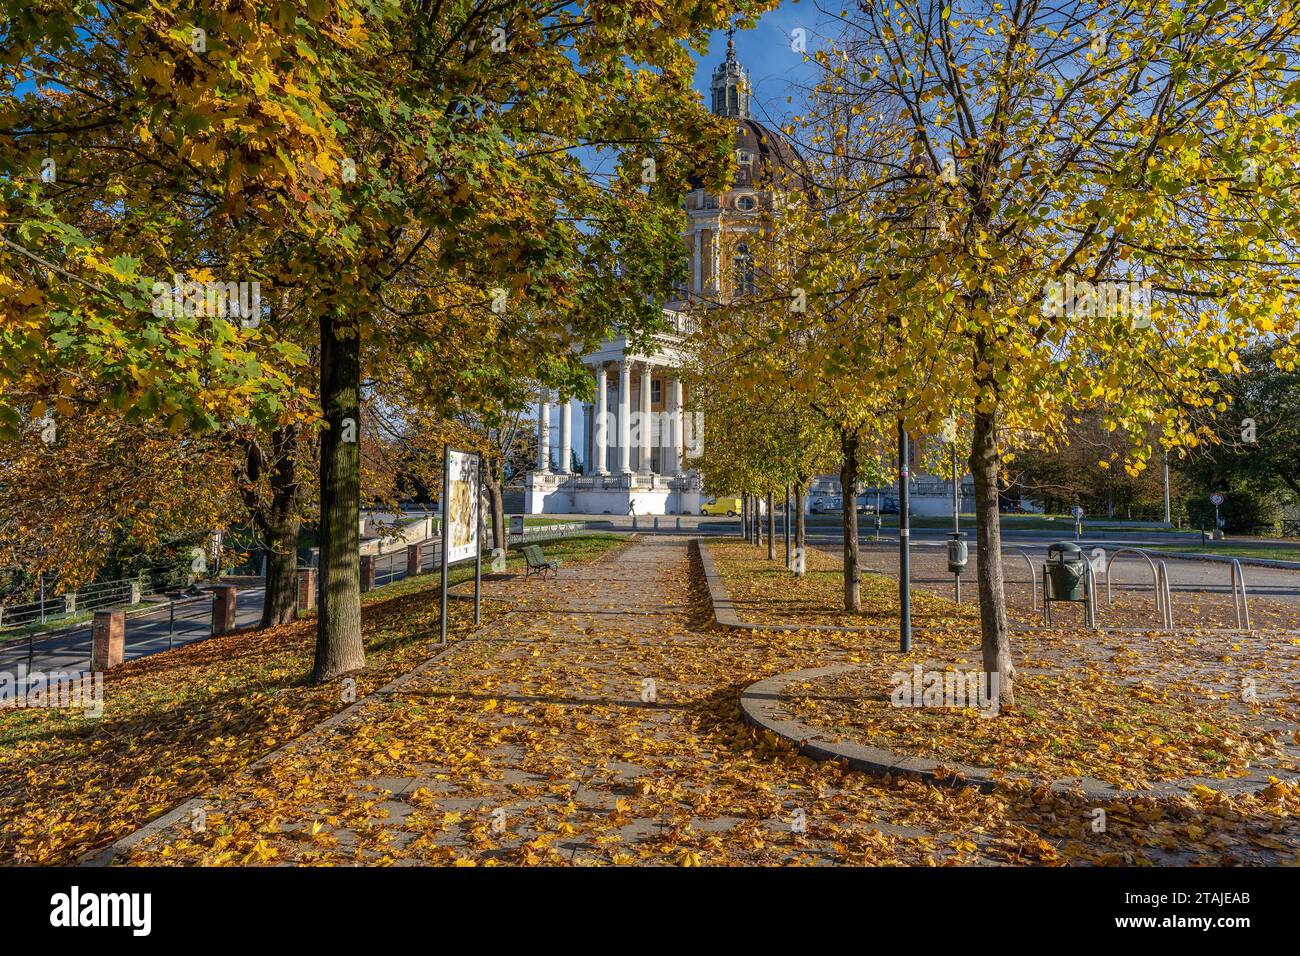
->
[740,663,1300,799]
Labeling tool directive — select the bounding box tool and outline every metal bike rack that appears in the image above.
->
[1230,558,1252,630]
[1155,560,1173,629]
[1104,547,1169,629]
[1083,563,1098,629]
[1010,548,1039,610]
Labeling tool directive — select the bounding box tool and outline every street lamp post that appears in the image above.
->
[951,445,962,603]
[898,420,912,653]
[1163,450,1172,526]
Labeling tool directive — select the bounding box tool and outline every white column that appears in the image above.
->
[595,364,609,475]
[658,395,669,472]
[639,362,652,474]
[618,360,632,474]
[672,378,685,474]
[585,402,593,475]
[537,393,551,473]
[692,230,702,298]
[709,232,719,296]
[559,396,573,474]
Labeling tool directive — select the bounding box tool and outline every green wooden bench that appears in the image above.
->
[522,544,561,579]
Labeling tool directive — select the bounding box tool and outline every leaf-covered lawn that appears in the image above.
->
[783,666,1295,789]
[715,538,985,628]
[714,538,1300,630]
[0,534,627,865]
[714,540,1300,789]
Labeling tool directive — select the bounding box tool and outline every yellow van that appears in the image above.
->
[700,496,742,517]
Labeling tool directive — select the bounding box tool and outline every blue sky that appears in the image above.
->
[577,2,835,183]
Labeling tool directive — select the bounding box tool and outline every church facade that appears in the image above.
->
[525,39,969,517]
[525,37,781,515]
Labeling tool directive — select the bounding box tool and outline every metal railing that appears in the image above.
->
[0,569,188,633]
[505,522,586,547]
[1083,563,1099,629]
[2,589,218,679]
[357,521,589,587]
[4,521,597,678]
[1156,560,1174,629]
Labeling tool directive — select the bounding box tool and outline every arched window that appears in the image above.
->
[733,242,756,297]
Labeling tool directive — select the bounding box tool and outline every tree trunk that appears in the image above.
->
[261,513,300,627]
[766,491,776,560]
[484,464,506,555]
[840,426,861,612]
[312,313,365,682]
[970,406,1015,708]
[755,494,763,547]
[238,424,303,628]
[794,478,806,577]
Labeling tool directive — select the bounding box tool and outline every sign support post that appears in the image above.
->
[439,447,450,645]
[474,453,483,626]
[899,420,912,653]
[439,445,484,645]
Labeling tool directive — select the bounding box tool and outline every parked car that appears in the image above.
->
[855,494,877,514]
[700,496,742,517]
[810,495,842,514]
[879,497,900,515]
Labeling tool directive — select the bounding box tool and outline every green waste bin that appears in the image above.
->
[1046,541,1086,600]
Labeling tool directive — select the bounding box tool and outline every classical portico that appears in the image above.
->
[524,313,704,515]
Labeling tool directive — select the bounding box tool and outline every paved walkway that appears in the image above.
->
[114,536,1299,866]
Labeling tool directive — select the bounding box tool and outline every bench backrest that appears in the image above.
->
[522,545,544,565]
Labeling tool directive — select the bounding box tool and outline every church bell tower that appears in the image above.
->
[710,30,750,119]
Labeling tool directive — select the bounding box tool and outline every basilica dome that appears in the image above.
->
[691,116,802,191]
[687,35,802,193]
